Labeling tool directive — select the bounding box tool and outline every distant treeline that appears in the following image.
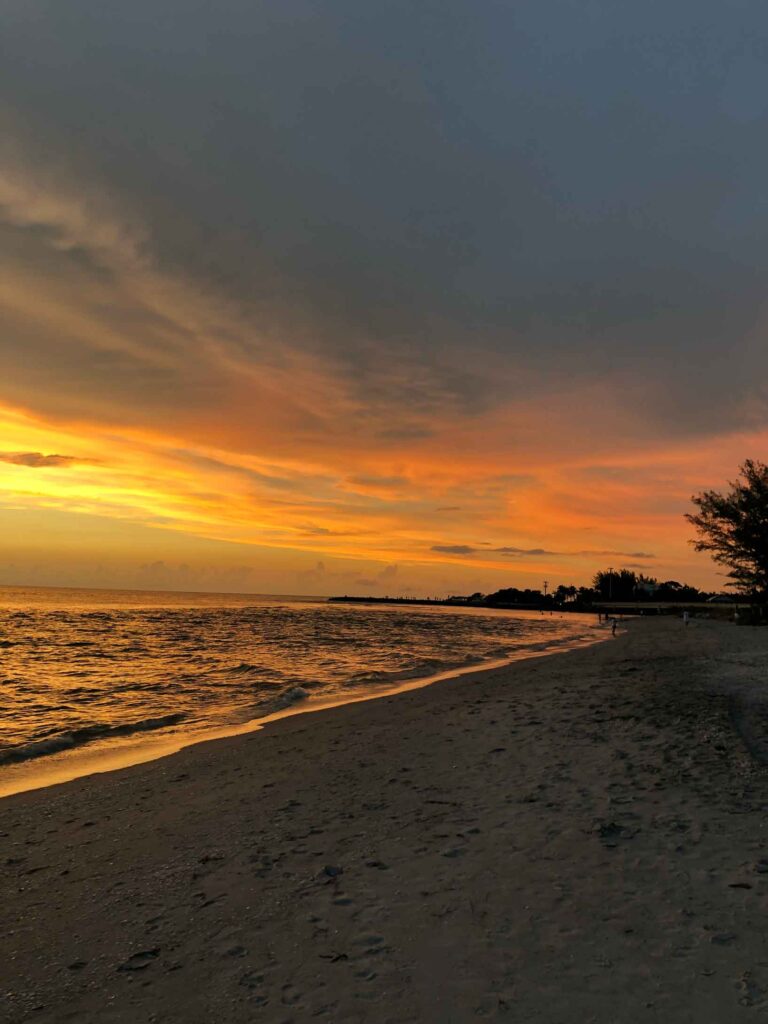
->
[454,570,716,609]
[330,569,730,610]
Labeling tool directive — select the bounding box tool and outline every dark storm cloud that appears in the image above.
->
[4,1,768,434]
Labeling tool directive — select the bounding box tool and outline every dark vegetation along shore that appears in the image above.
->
[4,618,768,1022]
[331,567,758,614]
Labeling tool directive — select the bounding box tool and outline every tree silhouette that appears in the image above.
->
[592,569,638,601]
[686,459,768,597]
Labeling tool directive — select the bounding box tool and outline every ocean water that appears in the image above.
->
[0,586,601,787]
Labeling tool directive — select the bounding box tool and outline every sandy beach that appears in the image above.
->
[3,617,768,1023]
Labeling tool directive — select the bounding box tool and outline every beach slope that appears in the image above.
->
[3,618,768,1023]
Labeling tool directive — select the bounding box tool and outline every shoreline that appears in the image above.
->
[0,629,605,800]
[4,618,768,1022]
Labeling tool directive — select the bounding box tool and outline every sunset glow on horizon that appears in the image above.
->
[3,390,764,595]
[4,2,768,596]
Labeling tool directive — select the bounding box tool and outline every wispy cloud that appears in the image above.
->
[498,547,657,560]
[493,547,554,556]
[0,451,82,468]
[582,550,656,559]
[432,543,656,560]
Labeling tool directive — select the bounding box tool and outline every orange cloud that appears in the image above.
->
[2,394,765,593]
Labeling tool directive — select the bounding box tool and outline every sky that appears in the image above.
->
[2,0,768,596]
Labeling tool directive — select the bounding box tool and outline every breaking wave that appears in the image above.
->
[253,685,310,715]
[0,713,187,766]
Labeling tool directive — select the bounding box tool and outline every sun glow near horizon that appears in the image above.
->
[1,398,761,596]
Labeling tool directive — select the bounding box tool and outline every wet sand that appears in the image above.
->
[3,617,768,1023]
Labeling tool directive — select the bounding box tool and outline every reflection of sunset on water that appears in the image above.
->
[0,589,601,796]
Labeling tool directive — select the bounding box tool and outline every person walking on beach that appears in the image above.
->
[611,618,617,636]
[683,610,690,627]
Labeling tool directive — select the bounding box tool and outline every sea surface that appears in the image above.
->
[0,586,601,791]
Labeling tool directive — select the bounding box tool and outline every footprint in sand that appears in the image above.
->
[117,948,160,972]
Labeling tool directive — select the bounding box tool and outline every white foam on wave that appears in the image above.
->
[255,685,310,715]
[0,713,187,766]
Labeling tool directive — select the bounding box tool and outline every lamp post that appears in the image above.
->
[608,567,614,602]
